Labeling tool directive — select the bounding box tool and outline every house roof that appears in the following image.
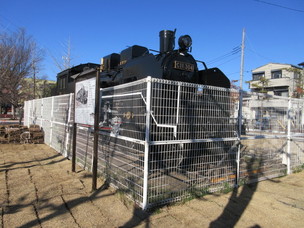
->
[252,63,301,72]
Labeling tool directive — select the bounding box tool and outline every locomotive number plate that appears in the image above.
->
[173,61,195,72]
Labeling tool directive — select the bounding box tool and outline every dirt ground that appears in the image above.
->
[1,144,304,228]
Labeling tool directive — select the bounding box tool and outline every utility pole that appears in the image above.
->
[238,28,246,135]
[239,28,245,91]
[33,66,36,99]
[236,28,245,187]
[31,60,37,100]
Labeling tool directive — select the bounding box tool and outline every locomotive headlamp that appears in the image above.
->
[178,35,192,51]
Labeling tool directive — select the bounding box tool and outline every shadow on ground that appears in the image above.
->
[209,155,264,228]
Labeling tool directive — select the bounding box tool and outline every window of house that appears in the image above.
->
[252,72,264,80]
[274,90,288,97]
[294,72,300,79]
[271,70,282,79]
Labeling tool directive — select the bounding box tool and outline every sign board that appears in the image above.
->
[75,77,96,125]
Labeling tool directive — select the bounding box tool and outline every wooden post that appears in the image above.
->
[92,68,100,191]
[72,122,77,172]
[72,80,77,172]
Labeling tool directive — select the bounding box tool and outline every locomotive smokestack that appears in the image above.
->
[159,30,175,53]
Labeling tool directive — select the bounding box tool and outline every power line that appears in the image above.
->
[214,55,240,67]
[254,0,304,13]
[206,46,241,65]
[245,34,274,62]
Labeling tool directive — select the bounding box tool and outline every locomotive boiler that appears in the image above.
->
[99,29,230,88]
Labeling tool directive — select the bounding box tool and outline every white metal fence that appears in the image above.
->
[24,94,74,158]
[24,77,304,209]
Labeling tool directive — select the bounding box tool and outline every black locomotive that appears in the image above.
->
[98,30,236,174]
[99,30,230,88]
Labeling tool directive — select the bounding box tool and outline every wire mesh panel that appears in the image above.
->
[150,79,237,141]
[23,100,30,126]
[289,97,304,171]
[24,94,73,157]
[32,98,42,125]
[22,78,304,210]
[98,135,145,205]
[99,80,147,140]
[148,141,237,205]
[52,94,72,125]
[238,92,304,183]
[241,92,292,134]
[240,138,287,184]
[97,79,148,207]
[41,97,53,145]
[25,99,40,126]
[290,138,304,171]
[290,98,304,135]
[75,126,94,170]
[50,94,73,156]
[147,79,238,207]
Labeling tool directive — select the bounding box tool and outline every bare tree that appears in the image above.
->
[0,28,44,117]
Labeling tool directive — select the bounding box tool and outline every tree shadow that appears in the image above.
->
[11,181,114,228]
[0,153,63,172]
[118,206,152,228]
[209,155,263,228]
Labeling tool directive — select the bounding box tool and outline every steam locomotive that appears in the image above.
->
[99,29,230,88]
[98,30,236,172]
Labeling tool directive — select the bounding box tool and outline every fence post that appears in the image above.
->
[236,89,243,187]
[27,101,30,127]
[64,93,73,157]
[41,98,43,127]
[143,76,152,210]
[92,68,101,191]
[50,96,54,147]
[72,82,77,172]
[287,97,292,174]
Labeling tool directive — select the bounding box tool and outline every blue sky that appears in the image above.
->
[1,0,304,90]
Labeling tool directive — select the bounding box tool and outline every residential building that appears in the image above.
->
[249,63,302,97]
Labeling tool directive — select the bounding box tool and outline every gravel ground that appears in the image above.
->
[0,144,304,228]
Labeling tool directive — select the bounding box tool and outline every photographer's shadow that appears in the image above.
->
[209,156,263,228]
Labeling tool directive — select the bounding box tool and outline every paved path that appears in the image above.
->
[1,144,304,228]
